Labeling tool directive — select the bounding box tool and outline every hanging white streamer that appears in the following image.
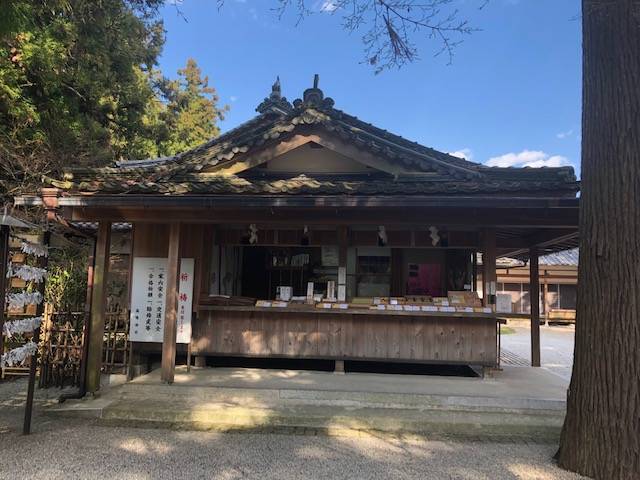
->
[20,241,48,258]
[5,291,43,309]
[2,316,42,337]
[0,341,37,367]
[6,264,48,283]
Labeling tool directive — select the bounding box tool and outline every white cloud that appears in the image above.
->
[318,1,339,12]
[556,129,574,139]
[486,150,570,168]
[229,95,238,102]
[448,148,473,161]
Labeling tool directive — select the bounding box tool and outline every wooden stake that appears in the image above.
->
[0,225,9,361]
[23,230,50,435]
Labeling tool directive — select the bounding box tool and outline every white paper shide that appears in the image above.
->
[129,257,194,344]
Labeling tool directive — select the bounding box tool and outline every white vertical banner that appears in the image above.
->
[176,258,194,344]
[129,257,194,344]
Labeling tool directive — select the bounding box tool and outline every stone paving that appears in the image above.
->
[501,325,575,382]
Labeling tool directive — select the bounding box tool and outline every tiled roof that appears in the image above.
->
[540,248,579,266]
[48,78,579,198]
[496,248,579,267]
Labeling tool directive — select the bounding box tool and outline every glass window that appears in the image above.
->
[356,248,390,297]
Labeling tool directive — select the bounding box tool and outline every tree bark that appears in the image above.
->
[557,1,640,478]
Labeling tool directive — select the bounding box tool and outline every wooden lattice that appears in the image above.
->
[102,308,129,374]
[38,306,85,388]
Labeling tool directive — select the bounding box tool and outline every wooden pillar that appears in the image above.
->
[481,229,497,308]
[0,225,9,360]
[85,222,111,393]
[530,246,541,367]
[161,223,181,384]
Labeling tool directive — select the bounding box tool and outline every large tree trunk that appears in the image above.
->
[557,1,640,478]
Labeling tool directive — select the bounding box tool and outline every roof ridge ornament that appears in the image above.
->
[294,74,335,109]
[256,75,293,114]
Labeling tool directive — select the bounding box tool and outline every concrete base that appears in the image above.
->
[46,366,568,441]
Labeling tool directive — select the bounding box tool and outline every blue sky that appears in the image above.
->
[158,0,582,176]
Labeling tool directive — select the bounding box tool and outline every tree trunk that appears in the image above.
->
[557,1,640,478]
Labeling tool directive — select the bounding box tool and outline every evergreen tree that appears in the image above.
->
[156,58,228,156]
[0,2,227,199]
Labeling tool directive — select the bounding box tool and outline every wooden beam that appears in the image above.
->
[86,222,111,393]
[69,206,579,229]
[482,229,497,308]
[530,246,541,367]
[499,230,579,258]
[161,223,181,383]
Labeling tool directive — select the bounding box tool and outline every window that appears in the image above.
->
[356,248,391,297]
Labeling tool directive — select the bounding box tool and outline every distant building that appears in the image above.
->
[480,249,578,318]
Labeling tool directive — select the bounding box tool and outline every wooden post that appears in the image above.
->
[543,278,549,324]
[78,241,96,394]
[0,225,9,361]
[530,246,541,367]
[23,230,50,434]
[85,222,111,393]
[161,223,181,384]
[481,229,497,308]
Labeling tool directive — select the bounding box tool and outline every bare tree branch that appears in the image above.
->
[276,1,483,73]
[217,0,484,73]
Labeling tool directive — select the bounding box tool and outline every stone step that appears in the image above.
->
[113,383,566,415]
[98,397,563,441]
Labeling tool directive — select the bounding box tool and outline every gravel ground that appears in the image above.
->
[0,395,588,480]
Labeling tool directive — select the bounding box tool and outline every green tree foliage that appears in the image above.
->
[45,244,89,311]
[127,60,229,159]
[0,1,227,199]
[156,58,228,156]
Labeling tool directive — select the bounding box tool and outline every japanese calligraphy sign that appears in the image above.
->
[129,257,194,343]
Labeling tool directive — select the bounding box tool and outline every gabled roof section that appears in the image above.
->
[49,75,579,197]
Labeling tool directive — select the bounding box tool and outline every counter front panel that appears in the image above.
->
[192,306,498,366]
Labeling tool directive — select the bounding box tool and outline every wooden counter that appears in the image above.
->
[192,306,499,366]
